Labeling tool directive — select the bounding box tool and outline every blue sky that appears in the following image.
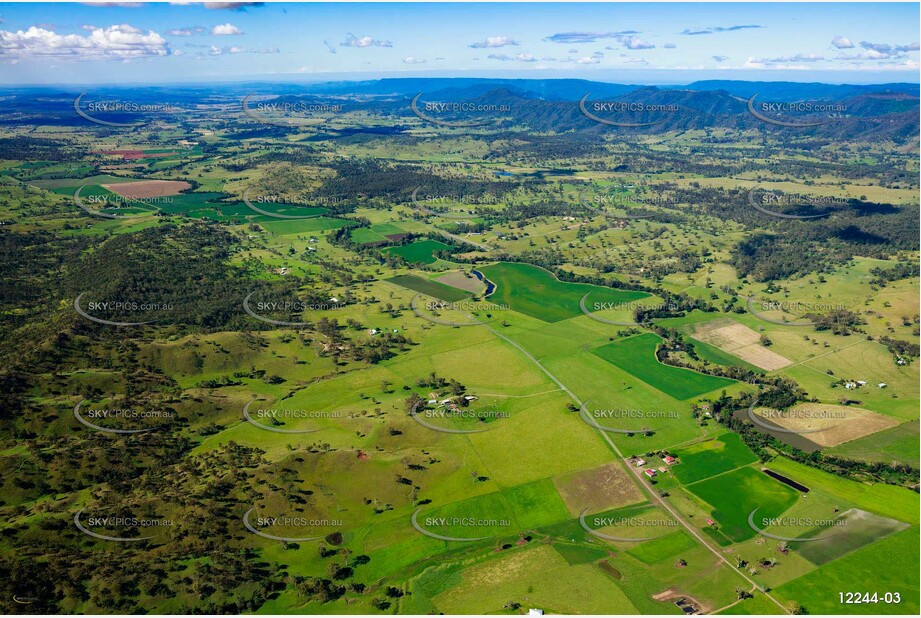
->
[0,2,918,84]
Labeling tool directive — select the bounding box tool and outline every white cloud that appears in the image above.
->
[712,55,729,62]
[831,35,854,49]
[211,23,242,35]
[663,43,677,49]
[753,52,824,65]
[621,35,654,50]
[0,24,169,60]
[403,56,425,64]
[469,36,518,49]
[167,26,205,36]
[341,33,392,48]
[568,56,600,64]
[204,44,277,55]
[544,31,637,44]
[168,1,264,8]
[82,2,146,7]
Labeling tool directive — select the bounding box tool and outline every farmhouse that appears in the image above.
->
[663,455,678,465]
[705,518,716,527]
[633,458,646,467]
[644,469,657,478]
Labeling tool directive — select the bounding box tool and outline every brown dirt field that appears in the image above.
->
[436,270,485,294]
[553,462,645,517]
[101,179,191,198]
[753,403,899,447]
[98,150,180,160]
[691,320,792,371]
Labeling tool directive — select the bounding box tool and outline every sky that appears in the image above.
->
[0,2,918,85]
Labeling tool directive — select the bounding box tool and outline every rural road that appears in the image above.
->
[431,226,493,251]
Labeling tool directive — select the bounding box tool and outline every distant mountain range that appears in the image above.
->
[299,77,919,103]
[3,77,918,141]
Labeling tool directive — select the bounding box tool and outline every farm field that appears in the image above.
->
[384,239,454,264]
[671,432,760,484]
[685,466,801,543]
[478,262,651,323]
[386,273,470,302]
[592,334,738,400]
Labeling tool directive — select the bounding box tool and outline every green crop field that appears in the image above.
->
[672,432,760,484]
[386,274,470,302]
[627,530,698,564]
[478,262,650,323]
[795,509,910,565]
[384,239,454,264]
[592,334,738,400]
[687,466,801,543]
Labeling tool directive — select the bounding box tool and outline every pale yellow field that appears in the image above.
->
[691,319,793,371]
[754,403,900,447]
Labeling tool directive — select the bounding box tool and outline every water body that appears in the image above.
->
[471,270,496,296]
[763,468,810,493]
